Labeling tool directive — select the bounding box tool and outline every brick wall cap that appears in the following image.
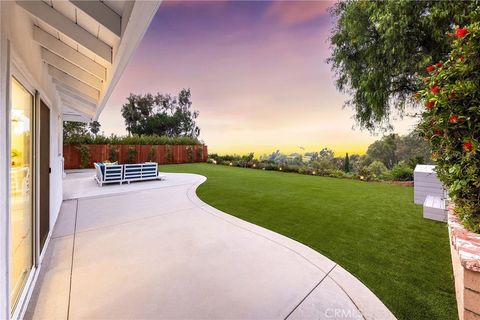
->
[448,208,480,272]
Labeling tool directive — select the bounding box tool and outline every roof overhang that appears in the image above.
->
[17,0,161,122]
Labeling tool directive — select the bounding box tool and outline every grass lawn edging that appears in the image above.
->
[448,207,480,320]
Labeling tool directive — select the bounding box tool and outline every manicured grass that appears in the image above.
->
[161,163,456,320]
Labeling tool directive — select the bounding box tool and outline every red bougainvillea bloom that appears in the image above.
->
[449,91,456,100]
[434,130,444,136]
[463,141,473,151]
[425,100,435,109]
[431,86,440,94]
[459,56,465,63]
[436,62,442,68]
[455,28,468,38]
[426,65,435,72]
[449,115,459,123]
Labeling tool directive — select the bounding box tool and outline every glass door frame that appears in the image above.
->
[9,62,38,319]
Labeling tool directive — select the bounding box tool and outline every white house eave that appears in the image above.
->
[94,0,162,120]
[17,1,113,64]
[17,0,161,122]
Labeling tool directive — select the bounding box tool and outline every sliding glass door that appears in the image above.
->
[10,76,34,311]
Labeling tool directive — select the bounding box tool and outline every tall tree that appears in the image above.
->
[120,89,200,138]
[121,94,155,135]
[366,134,398,169]
[63,121,88,140]
[395,131,431,166]
[344,153,350,172]
[329,1,479,131]
[88,121,101,136]
[318,148,335,161]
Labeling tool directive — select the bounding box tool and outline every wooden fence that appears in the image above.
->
[63,144,208,169]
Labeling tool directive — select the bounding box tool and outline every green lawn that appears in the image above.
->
[161,163,456,320]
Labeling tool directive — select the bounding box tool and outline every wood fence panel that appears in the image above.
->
[63,144,208,169]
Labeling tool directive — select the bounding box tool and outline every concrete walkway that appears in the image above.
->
[25,170,395,320]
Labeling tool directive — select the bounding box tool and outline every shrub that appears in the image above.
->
[165,145,173,163]
[196,147,203,161]
[367,160,388,178]
[147,146,156,162]
[357,167,374,181]
[352,155,372,173]
[108,145,119,162]
[298,166,313,175]
[329,169,348,178]
[390,162,414,181]
[417,23,480,232]
[126,146,138,164]
[263,163,276,171]
[186,146,194,162]
[311,159,336,176]
[75,144,90,168]
[64,133,201,146]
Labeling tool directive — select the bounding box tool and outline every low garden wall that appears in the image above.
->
[63,144,208,169]
[448,207,480,320]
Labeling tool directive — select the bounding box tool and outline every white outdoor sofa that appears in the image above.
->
[94,162,165,186]
[123,162,158,184]
[94,163,124,186]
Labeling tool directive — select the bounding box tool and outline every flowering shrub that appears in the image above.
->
[417,23,480,232]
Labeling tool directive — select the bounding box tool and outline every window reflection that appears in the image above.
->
[10,77,34,311]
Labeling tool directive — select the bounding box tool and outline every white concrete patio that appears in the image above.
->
[25,170,395,320]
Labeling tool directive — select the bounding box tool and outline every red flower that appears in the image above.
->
[463,141,473,151]
[434,130,444,136]
[436,62,442,68]
[459,56,465,63]
[449,91,456,100]
[431,86,440,94]
[425,100,435,109]
[455,28,468,38]
[449,115,459,123]
[426,65,435,72]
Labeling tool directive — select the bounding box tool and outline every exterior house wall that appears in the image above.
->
[49,114,63,228]
[7,2,64,244]
[1,0,160,317]
[0,2,64,318]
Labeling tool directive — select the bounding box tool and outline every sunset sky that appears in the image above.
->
[99,0,418,156]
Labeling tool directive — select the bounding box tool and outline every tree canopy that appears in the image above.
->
[63,120,101,140]
[329,0,479,131]
[366,132,431,169]
[121,89,200,138]
[88,121,101,136]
